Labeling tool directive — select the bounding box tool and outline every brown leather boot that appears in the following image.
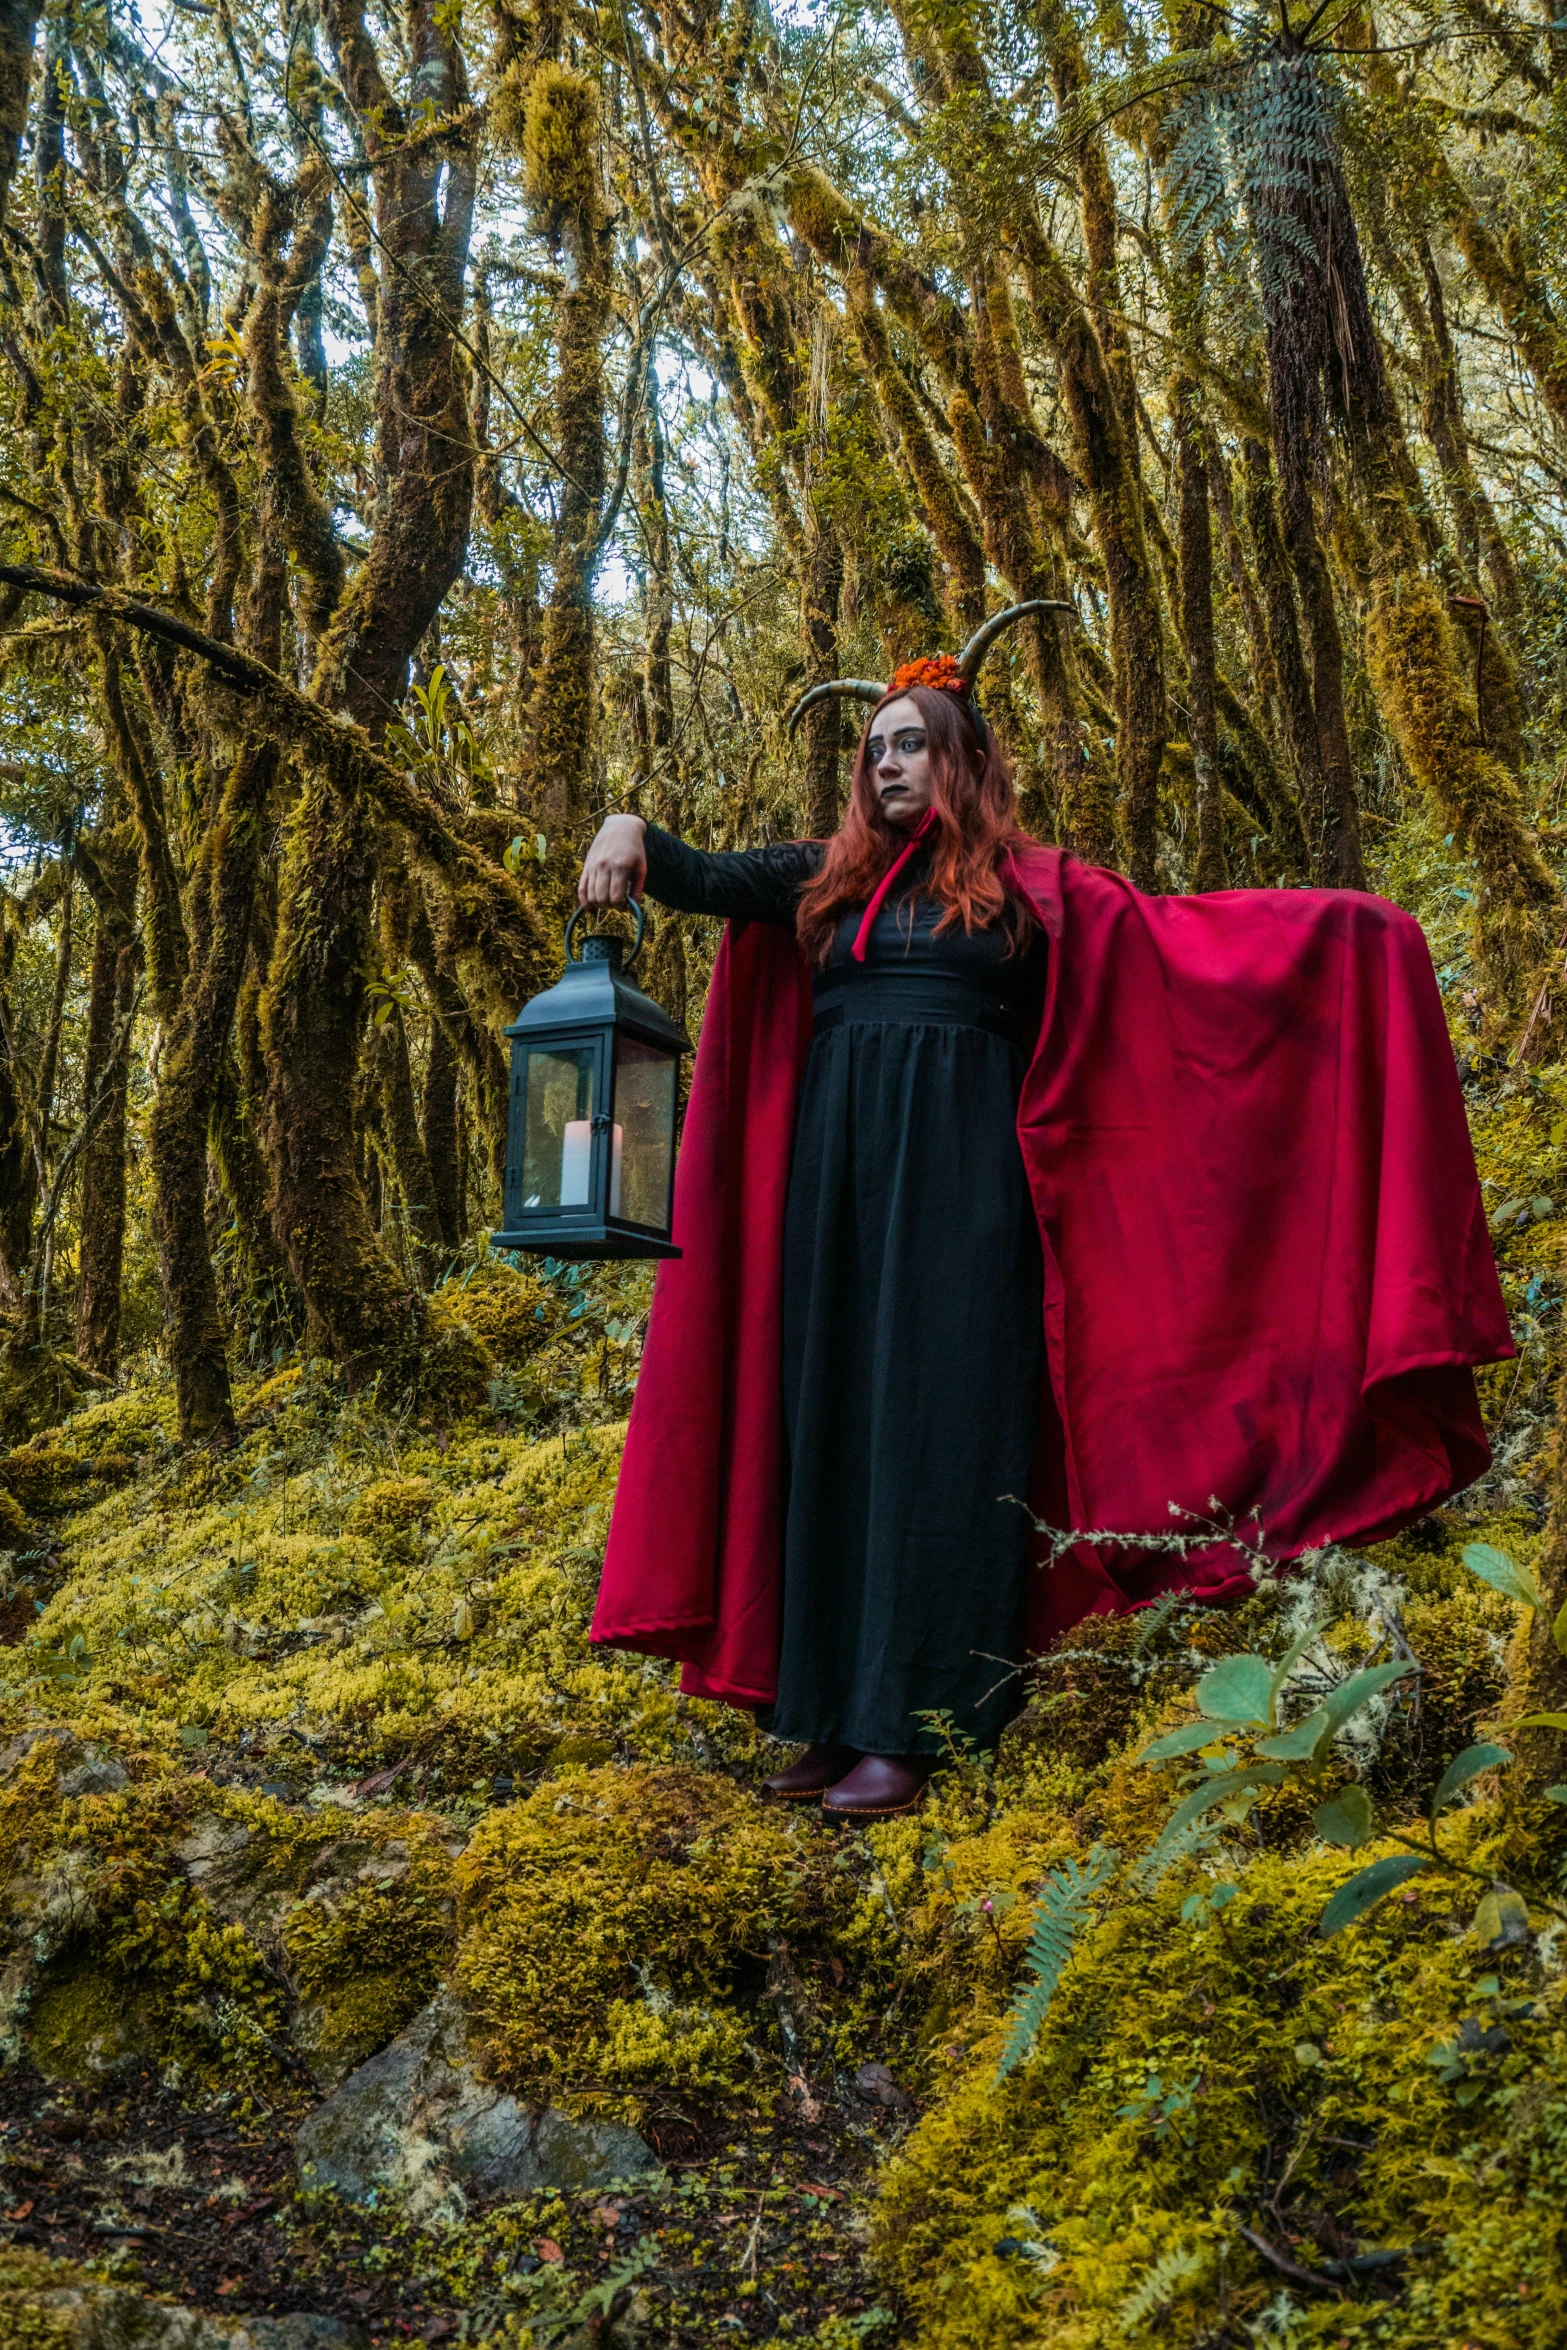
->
[762,1743,860,1800]
[821,1753,933,1820]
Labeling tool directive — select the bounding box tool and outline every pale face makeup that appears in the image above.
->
[865,695,936,827]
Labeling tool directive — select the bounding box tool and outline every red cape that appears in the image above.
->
[592,848,1513,1706]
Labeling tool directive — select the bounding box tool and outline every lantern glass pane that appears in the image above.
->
[613,1036,676,1228]
[520,1045,597,1210]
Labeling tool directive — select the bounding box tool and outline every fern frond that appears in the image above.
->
[1117,2243,1206,2333]
[1132,1806,1221,1894]
[1038,45,1235,171]
[994,1843,1118,2083]
[1128,1587,1184,1658]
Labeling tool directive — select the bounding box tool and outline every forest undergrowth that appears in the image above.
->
[3,813,1567,2350]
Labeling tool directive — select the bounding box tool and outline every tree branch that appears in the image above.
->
[0,563,544,1008]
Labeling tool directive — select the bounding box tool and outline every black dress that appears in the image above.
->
[642,824,1047,1757]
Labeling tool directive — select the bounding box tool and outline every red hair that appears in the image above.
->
[795,685,1036,968]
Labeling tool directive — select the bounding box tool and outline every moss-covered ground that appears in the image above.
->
[5,826,1567,2348]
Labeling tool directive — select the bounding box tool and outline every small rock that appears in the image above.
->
[0,1725,126,1798]
[0,2254,248,2348]
[238,2320,371,2350]
[0,2277,367,2350]
[174,1814,256,1883]
[0,1726,75,1778]
[172,1811,300,1945]
[58,1749,129,1800]
[295,1986,655,2226]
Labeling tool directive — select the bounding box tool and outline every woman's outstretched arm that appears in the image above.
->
[577,816,820,925]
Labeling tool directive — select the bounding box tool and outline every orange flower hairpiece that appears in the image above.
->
[887,653,970,699]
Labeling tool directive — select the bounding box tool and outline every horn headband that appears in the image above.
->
[784,599,1079,736]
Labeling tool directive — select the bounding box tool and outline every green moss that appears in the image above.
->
[441,1266,550,1370]
[6,1404,680,1763]
[345,1475,438,1562]
[0,1777,288,2094]
[284,1826,457,2076]
[1366,569,1555,978]
[293,1965,427,2081]
[457,1763,890,2121]
[5,1319,1563,2348]
[411,1291,496,1421]
[0,1443,94,1518]
[522,64,602,234]
[873,1833,1567,2349]
[0,1487,27,1548]
[0,2249,91,2348]
[27,1951,158,2083]
[0,1331,105,1451]
[52,1387,179,1463]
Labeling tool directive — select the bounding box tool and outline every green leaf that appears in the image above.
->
[1318,1661,1415,1741]
[1319,1854,1428,1937]
[1252,1666,1410,1771]
[1314,1785,1374,1848]
[1488,1195,1525,1230]
[1161,1763,1287,1844]
[1256,1706,1334,1763]
[1461,1542,1542,1609]
[1195,1654,1273,1723]
[1511,1712,1567,1731]
[1531,1197,1554,1219]
[1431,1743,1512,1821]
[1554,1598,1567,1661]
[1140,1719,1231,1763]
[1473,1887,1531,1945]
[1542,1786,1567,1806]
[1267,1617,1332,1719]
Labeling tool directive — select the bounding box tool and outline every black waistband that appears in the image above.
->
[812,967,1028,1044]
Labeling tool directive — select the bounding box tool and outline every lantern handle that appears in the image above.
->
[564,895,645,971]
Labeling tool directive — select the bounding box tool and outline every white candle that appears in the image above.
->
[561,1119,622,1210]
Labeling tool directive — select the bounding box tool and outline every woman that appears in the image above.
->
[584,633,1512,1824]
[581,657,1046,1817]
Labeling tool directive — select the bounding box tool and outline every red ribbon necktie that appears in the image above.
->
[850,808,937,964]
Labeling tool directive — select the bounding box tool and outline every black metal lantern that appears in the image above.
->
[492,901,690,1260]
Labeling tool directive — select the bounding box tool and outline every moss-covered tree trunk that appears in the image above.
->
[1240,441,1331,859]
[518,64,610,836]
[0,896,36,1315]
[422,1005,462,1254]
[1174,385,1226,892]
[74,825,140,1375]
[374,1005,446,1291]
[145,158,343,1440]
[1285,513,1365,890]
[149,735,278,1439]
[211,1049,299,1347]
[0,0,40,237]
[633,381,689,1033]
[266,0,477,1381]
[1425,143,1567,437]
[1358,447,1557,982]
[800,520,845,839]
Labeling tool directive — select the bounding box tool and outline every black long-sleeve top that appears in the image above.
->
[641,823,822,927]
